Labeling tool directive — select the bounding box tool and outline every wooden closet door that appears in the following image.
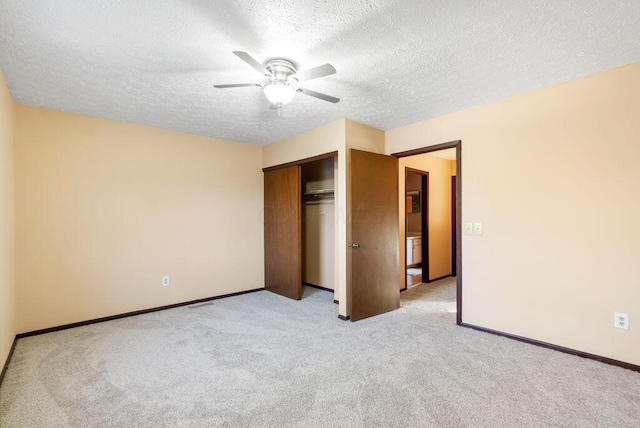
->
[264,166,302,300]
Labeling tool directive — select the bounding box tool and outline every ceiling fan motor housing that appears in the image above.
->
[265,59,298,83]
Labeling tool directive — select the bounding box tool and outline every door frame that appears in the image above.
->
[392,140,462,325]
[451,176,457,277]
[403,167,429,290]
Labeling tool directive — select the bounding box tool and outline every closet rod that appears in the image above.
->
[303,188,334,197]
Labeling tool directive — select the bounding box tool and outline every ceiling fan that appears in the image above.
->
[214,51,340,114]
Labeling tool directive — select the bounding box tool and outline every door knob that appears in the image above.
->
[352,243,360,249]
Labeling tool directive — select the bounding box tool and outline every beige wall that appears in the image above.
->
[0,68,15,369]
[345,119,385,154]
[387,63,640,365]
[262,120,345,168]
[15,106,264,333]
[400,154,453,283]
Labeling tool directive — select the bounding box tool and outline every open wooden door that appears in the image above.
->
[264,166,302,300]
[348,149,399,321]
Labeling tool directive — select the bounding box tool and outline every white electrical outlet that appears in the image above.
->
[162,276,170,287]
[463,223,473,235]
[614,312,629,330]
[473,222,483,235]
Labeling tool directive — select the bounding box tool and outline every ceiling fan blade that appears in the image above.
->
[213,83,260,88]
[298,88,340,104]
[233,51,272,76]
[293,64,336,82]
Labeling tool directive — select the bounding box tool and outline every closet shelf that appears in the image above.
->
[303,189,335,198]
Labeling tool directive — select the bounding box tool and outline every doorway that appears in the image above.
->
[392,141,462,324]
[404,168,428,290]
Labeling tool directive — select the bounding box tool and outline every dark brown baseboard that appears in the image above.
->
[460,322,640,373]
[17,288,265,339]
[338,315,350,321]
[427,274,454,283]
[301,282,337,303]
[303,282,335,293]
[0,336,18,387]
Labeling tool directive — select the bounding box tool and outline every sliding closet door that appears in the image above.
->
[264,166,302,300]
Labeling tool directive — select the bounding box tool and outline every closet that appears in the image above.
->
[301,157,335,292]
[264,149,400,321]
[263,154,336,301]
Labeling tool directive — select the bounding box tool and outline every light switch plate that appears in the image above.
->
[473,222,483,235]
[463,223,473,235]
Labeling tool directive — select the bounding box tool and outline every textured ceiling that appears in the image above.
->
[0,1,638,145]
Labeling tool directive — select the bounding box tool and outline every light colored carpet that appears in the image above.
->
[1,277,639,427]
[406,268,422,276]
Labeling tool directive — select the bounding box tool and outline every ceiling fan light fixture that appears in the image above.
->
[263,82,296,105]
[215,51,339,109]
